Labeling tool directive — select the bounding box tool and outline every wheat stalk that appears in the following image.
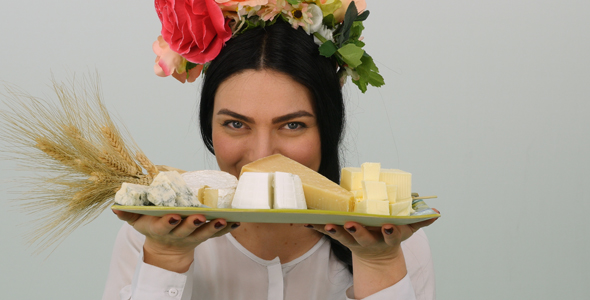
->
[0,73,159,254]
[136,151,159,178]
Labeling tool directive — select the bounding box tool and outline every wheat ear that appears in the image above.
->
[0,74,159,254]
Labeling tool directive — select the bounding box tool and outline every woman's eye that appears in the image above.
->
[284,122,304,130]
[224,120,244,129]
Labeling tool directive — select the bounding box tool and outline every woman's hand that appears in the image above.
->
[305,209,439,298]
[113,210,239,273]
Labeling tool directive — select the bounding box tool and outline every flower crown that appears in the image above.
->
[153,0,384,93]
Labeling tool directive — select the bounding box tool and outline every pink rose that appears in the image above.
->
[155,0,233,64]
[333,0,366,22]
[215,0,269,8]
[153,35,204,83]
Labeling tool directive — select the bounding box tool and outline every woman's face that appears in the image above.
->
[212,69,321,178]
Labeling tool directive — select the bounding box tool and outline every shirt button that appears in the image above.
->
[168,288,178,297]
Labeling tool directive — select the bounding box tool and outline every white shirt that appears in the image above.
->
[102,223,435,300]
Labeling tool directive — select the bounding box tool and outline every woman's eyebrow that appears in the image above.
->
[217,109,255,124]
[272,111,314,124]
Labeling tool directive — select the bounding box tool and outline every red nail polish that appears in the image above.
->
[327,228,337,234]
[304,224,313,228]
[384,227,394,235]
[194,219,203,226]
[169,218,180,225]
[214,222,224,229]
[231,223,241,229]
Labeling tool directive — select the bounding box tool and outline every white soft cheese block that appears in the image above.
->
[273,172,307,209]
[379,169,411,200]
[232,172,273,209]
[386,185,398,204]
[362,181,388,201]
[182,170,238,208]
[354,200,389,215]
[340,167,362,191]
[148,171,201,207]
[241,154,354,212]
[389,199,414,216]
[115,183,150,206]
[361,162,381,181]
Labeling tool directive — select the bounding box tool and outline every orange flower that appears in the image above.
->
[333,0,366,22]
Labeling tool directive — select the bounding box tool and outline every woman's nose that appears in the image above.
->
[248,130,277,161]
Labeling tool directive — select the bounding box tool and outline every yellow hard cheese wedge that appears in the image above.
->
[241,154,355,212]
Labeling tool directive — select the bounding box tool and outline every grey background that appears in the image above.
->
[1,0,589,299]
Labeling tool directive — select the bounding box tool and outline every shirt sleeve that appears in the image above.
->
[345,274,417,300]
[101,223,194,300]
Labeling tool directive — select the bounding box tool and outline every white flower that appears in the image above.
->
[313,25,335,46]
[309,4,324,34]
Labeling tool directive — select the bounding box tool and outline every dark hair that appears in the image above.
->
[198,20,352,273]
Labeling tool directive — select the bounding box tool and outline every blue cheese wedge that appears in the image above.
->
[273,172,307,209]
[181,170,238,208]
[231,172,273,209]
[147,171,201,207]
[114,183,150,206]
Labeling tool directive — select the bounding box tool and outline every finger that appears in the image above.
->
[342,221,382,247]
[322,224,357,246]
[382,224,404,246]
[211,222,241,238]
[407,217,438,234]
[169,214,207,238]
[188,219,228,239]
[148,214,183,236]
[112,209,141,225]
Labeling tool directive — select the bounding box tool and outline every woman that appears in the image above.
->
[105,7,437,300]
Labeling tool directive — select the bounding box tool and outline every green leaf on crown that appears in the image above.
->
[319,40,338,57]
[338,1,358,46]
[337,43,364,68]
[356,10,370,22]
[349,21,365,42]
[322,14,336,28]
[352,54,385,92]
[286,0,300,5]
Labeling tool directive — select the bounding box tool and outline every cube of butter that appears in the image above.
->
[389,199,414,216]
[354,200,389,215]
[362,181,388,201]
[341,167,362,191]
[386,185,398,204]
[351,189,364,202]
[379,169,412,200]
[362,162,381,181]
